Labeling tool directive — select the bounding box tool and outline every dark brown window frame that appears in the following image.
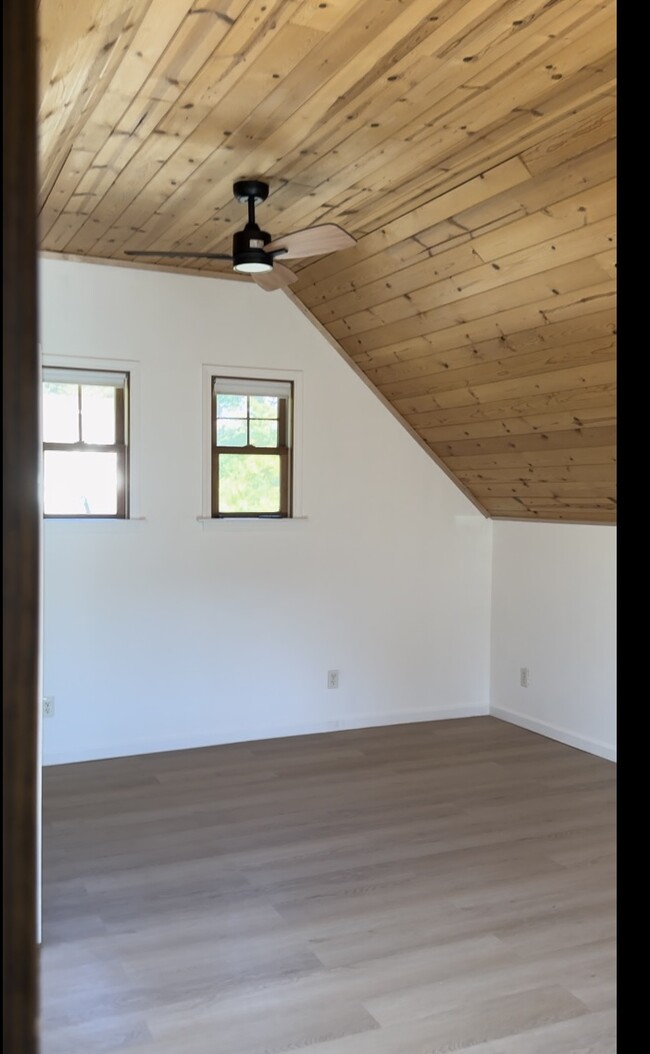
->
[42,368,130,519]
[211,377,293,518]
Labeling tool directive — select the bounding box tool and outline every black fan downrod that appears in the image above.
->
[231,180,273,274]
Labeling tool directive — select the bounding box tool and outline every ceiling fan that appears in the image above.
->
[124,179,356,292]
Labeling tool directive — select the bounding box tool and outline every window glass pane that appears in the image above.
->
[81,385,116,444]
[42,383,79,443]
[249,395,278,419]
[217,394,247,418]
[250,419,278,447]
[218,454,280,513]
[44,451,118,515]
[217,419,247,446]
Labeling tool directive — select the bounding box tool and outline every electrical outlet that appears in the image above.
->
[327,670,339,689]
[520,667,529,688]
[43,696,55,718]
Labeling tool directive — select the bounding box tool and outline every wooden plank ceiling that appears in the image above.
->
[38,0,616,523]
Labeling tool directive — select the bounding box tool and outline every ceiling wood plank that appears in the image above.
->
[418,405,615,443]
[456,463,616,484]
[338,262,613,355]
[445,446,616,470]
[393,360,615,415]
[380,336,615,403]
[364,311,616,385]
[473,480,616,498]
[403,380,616,432]
[431,424,616,458]
[475,498,616,519]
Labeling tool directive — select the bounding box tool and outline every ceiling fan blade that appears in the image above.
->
[124,250,233,260]
[251,262,298,292]
[266,224,355,260]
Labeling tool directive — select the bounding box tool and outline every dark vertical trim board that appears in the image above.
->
[3,0,40,1050]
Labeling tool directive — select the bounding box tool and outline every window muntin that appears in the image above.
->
[42,368,129,518]
[212,378,292,517]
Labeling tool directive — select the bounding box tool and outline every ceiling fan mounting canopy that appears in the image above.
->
[233,179,269,205]
[124,178,356,291]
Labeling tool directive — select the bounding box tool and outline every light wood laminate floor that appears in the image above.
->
[40,717,616,1053]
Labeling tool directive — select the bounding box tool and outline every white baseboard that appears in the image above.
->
[490,705,616,762]
[42,703,489,766]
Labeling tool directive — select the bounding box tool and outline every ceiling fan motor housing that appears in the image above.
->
[232,222,273,273]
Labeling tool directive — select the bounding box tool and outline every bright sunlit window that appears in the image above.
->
[212,377,293,517]
[42,367,129,517]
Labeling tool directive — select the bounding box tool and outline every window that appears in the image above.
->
[42,367,129,517]
[211,377,293,517]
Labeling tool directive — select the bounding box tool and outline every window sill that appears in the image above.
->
[196,516,309,531]
[43,517,147,532]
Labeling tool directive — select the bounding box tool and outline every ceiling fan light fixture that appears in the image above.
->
[232,223,273,274]
[233,256,273,274]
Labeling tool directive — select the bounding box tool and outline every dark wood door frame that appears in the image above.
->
[3,0,39,1050]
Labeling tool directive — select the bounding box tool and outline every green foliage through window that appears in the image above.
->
[219,454,281,513]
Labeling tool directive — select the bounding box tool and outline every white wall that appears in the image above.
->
[40,258,492,765]
[490,521,616,760]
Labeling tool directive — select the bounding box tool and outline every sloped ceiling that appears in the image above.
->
[38,0,616,523]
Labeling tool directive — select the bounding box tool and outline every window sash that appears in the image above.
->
[212,449,290,518]
[43,448,128,518]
